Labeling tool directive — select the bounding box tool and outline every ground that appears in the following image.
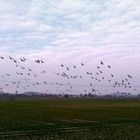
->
[0,97,140,140]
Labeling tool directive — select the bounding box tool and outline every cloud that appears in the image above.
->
[0,0,140,53]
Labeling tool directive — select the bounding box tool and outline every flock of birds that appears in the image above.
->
[0,55,137,96]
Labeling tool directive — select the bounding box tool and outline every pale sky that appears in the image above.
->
[0,0,140,95]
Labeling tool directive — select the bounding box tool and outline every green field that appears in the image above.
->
[0,98,140,140]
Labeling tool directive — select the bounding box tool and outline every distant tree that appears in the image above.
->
[64,94,69,98]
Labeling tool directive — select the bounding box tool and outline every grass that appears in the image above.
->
[0,98,140,139]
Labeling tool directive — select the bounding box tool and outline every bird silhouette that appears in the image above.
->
[9,56,13,60]
[0,56,4,59]
[101,61,104,65]
[41,60,44,63]
[111,74,114,77]
[108,65,111,68]
[128,75,132,78]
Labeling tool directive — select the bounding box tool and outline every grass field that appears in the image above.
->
[0,98,140,140]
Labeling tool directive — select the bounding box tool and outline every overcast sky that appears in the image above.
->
[0,0,140,95]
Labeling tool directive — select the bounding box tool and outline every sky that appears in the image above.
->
[0,0,140,95]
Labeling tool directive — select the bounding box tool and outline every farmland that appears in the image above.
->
[0,98,140,140]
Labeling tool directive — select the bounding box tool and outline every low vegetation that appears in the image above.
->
[0,98,140,139]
